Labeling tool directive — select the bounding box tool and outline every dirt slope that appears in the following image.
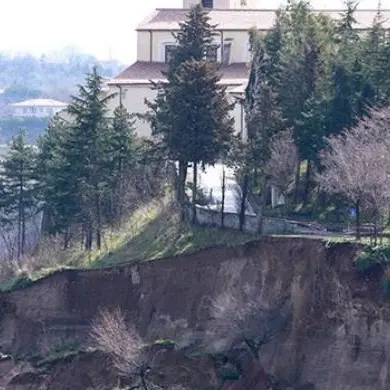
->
[0,237,388,389]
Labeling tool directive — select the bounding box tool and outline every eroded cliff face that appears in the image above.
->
[0,237,388,389]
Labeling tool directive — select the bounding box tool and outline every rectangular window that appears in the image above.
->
[206,45,218,62]
[202,0,213,8]
[165,45,176,63]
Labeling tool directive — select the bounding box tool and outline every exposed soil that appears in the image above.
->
[0,237,389,389]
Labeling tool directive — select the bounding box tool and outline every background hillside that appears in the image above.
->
[0,46,124,142]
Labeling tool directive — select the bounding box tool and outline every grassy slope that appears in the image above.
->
[68,197,257,269]
[1,197,256,291]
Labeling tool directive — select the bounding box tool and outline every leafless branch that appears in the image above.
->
[90,308,145,378]
[209,289,289,359]
[266,129,298,194]
[318,107,390,223]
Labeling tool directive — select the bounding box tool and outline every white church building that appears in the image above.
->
[107,0,390,138]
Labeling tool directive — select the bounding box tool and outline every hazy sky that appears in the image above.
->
[0,0,387,64]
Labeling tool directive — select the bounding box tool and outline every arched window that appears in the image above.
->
[202,0,214,8]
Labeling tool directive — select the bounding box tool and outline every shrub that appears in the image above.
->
[356,246,390,272]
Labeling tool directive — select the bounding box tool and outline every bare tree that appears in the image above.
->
[90,308,151,390]
[209,289,289,360]
[265,129,298,197]
[318,108,390,240]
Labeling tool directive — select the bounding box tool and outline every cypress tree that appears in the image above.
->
[1,130,39,259]
[66,67,115,250]
[145,4,234,222]
[105,106,138,226]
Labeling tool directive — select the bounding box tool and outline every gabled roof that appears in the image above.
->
[108,61,249,85]
[10,99,68,107]
[137,8,390,31]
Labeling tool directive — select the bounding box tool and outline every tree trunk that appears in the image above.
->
[21,205,25,257]
[177,160,187,221]
[64,228,70,250]
[140,371,149,390]
[85,222,93,251]
[17,201,22,261]
[95,186,102,250]
[293,159,301,204]
[239,173,249,232]
[303,159,312,205]
[244,339,260,360]
[116,159,124,228]
[221,167,226,228]
[355,199,360,241]
[192,162,198,224]
[256,176,267,235]
[17,163,24,261]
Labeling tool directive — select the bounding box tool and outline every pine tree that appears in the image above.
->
[65,67,115,250]
[37,116,80,247]
[105,106,138,226]
[145,4,234,222]
[1,130,39,260]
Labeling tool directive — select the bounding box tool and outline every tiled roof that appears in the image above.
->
[108,61,249,85]
[10,99,68,107]
[137,8,390,31]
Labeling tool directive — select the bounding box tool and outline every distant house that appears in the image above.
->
[9,99,68,118]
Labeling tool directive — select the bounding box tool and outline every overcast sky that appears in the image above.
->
[0,0,387,63]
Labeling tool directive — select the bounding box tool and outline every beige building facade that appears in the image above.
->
[107,0,390,138]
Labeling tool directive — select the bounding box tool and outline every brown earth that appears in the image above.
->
[0,237,389,389]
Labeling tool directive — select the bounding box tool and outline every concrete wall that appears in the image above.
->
[192,205,324,235]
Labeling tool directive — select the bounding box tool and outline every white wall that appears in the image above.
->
[230,0,262,8]
[137,30,250,63]
[183,0,200,7]
[183,0,231,7]
[183,0,262,8]
[137,31,151,61]
[106,84,157,138]
[12,106,65,118]
[222,31,250,63]
[107,83,246,139]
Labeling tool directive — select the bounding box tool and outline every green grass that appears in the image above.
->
[73,198,256,269]
[0,197,257,293]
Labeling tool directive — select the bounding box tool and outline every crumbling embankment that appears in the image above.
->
[0,237,389,389]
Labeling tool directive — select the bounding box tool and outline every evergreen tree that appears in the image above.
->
[105,106,138,226]
[65,66,115,250]
[145,4,234,222]
[1,130,39,259]
[241,37,284,233]
[37,116,79,247]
